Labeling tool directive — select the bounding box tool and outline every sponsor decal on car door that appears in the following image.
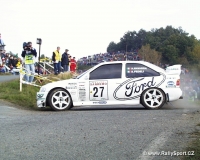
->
[89,80,108,101]
[78,82,87,101]
[113,73,166,100]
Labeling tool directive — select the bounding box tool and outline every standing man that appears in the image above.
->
[52,47,61,75]
[21,42,37,83]
[61,49,69,72]
[0,55,2,66]
[68,55,71,71]
[0,33,6,51]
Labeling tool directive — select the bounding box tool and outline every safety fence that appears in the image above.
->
[19,65,54,91]
[5,61,55,91]
[18,61,75,92]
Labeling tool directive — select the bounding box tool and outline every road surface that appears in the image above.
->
[0,75,19,82]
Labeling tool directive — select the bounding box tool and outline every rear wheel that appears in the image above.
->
[141,88,166,109]
[48,88,72,111]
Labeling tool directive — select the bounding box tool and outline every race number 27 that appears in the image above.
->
[93,87,104,97]
[89,81,108,100]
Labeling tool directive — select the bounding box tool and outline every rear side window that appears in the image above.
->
[90,63,122,80]
[126,63,160,78]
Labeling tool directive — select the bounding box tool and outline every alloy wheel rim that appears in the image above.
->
[51,91,70,109]
[144,89,163,108]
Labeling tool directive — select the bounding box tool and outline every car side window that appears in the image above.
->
[126,63,160,78]
[90,63,122,80]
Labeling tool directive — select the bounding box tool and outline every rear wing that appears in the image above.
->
[165,64,182,75]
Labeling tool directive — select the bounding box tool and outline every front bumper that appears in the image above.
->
[36,92,48,108]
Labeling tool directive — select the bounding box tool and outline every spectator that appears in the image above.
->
[70,57,77,72]
[0,33,6,51]
[68,55,71,71]
[61,49,69,72]
[16,58,22,68]
[8,55,17,70]
[52,46,61,75]
[0,56,2,66]
[21,42,37,83]
[1,50,6,59]
[35,66,43,75]
[13,56,18,65]
[0,62,6,73]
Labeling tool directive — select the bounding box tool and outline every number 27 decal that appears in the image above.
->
[93,87,104,97]
[89,81,108,100]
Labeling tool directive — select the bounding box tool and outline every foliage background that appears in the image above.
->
[107,26,200,70]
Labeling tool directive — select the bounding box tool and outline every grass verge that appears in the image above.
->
[0,79,39,110]
[0,72,12,75]
[0,72,73,110]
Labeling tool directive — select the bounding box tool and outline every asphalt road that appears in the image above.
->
[0,75,19,82]
[0,75,200,160]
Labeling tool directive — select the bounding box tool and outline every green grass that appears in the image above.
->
[0,79,39,110]
[0,72,73,110]
[0,72,12,75]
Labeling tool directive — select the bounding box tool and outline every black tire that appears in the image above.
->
[48,88,72,111]
[141,87,166,109]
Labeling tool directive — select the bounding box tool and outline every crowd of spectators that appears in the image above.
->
[0,33,22,74]
[0,50,22,74]
[77,51,140,66]
[181,71,200,101]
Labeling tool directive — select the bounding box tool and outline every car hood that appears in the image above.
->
[41,79,78,91]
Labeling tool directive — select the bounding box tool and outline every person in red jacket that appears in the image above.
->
[70,57,76,72]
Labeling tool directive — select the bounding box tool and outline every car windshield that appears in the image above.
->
[76,67,93,79]
[75,71,87,79]
[76,64,100,79]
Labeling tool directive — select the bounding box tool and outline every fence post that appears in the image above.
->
[19,67,23,92]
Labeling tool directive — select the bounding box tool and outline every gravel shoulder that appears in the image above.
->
[142,100,200,160]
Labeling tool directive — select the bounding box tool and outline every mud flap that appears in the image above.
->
[166,93,169,103]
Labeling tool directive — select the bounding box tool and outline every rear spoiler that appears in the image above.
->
[165,64,182,75]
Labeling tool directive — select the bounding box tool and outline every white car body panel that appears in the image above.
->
[36,61,183,109]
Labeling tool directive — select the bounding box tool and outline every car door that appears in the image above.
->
[88,63,125,104]
[120,63,164,101]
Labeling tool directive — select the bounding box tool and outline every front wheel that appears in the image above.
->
[48,88,72,111]
[141,88,166,109]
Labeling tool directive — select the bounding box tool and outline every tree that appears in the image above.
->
[162,45,178,64]
[107,41,118,53]
[107,30,148,53]
[107,26,198,65]
[189,40,200,64]
[138,44,162,65]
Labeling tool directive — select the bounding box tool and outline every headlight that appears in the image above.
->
[40,87,46,92]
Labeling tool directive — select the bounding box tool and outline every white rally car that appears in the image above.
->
[36,61,183,111]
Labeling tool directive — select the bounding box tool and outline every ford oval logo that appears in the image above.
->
[113,73,166,101]
[167,81,174,86]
